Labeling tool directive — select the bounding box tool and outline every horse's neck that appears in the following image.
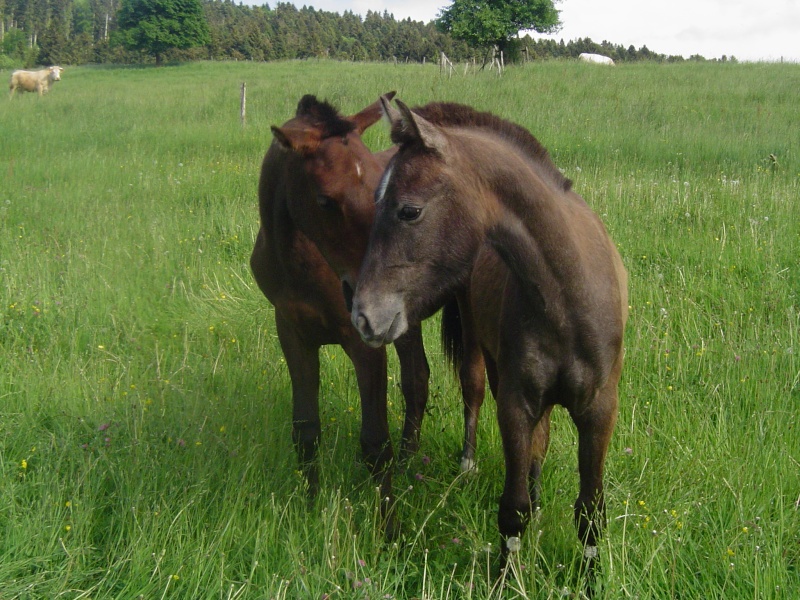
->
[480,157,577,309]
[486,208,552,312]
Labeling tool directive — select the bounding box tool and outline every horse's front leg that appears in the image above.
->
[275,314,322,497]
[392,324,429,459]
[344,339,396,534]
[570,381,618,576]
[496,382,541,571]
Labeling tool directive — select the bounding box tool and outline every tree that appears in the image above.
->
[117,0,210,64]
[437,0,561,59]
[38,0,71,65]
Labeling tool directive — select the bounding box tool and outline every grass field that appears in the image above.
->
[1,59,798,598]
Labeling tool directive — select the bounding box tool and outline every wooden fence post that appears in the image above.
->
[240,82,246,127]
[440,51,454,78]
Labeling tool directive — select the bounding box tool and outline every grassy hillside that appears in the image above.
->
[1,60,798,598]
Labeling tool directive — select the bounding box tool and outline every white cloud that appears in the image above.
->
[302,0,443,23]
[539,0,800,61]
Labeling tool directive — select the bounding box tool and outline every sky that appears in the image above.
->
[287,0,800,62]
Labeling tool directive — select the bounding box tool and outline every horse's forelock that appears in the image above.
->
[296,95,356,139]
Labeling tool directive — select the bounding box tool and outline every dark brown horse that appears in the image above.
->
[251,95,484,529]
[351,97,628,570]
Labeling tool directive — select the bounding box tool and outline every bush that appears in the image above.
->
[0,53,18,70]
[2,28,28,58]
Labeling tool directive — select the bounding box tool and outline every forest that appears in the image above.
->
[0,0,724,69]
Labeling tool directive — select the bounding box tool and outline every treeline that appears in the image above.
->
[202,3,470,63]
[519,35,734,64]
[0,0,723,68]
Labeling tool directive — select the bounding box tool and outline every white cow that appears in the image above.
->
[9,66,64,98]
[579,53,615,65]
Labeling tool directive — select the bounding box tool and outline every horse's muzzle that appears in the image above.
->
[350,293,407,348]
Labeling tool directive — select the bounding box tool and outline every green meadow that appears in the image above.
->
[1,60,798,598]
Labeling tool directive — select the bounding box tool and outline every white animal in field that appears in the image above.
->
[9,66,64,98]
[579,53,615,65]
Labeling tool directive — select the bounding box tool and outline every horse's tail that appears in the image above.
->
[441,298,463,375]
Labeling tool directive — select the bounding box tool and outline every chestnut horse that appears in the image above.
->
[250,95,480,529]
[351,97,628,570]
[250,94,428,519]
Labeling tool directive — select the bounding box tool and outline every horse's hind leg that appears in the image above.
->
[440,293,487,473]
[571,381,618,573]
[484,350,499,399]
[459,318,486,473]
[528,406,552,510]
[275,313,322,497]
[392,324,430,458]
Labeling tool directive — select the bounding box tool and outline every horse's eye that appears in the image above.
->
[316,194,337,211]
[397,206,421,221]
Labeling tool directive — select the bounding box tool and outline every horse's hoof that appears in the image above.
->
[459,457,478,473]
[505,536,521,552]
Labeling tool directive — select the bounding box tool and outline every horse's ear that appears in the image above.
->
[380,93,401,126]
[271,124,321,156]
[349,91,396,135]
[394,99,448,155]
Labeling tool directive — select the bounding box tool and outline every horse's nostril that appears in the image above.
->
[355,313,370,335]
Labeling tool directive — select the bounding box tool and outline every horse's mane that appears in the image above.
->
[402,102,572,192]
[295,95,356,138]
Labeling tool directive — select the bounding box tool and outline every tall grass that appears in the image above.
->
[1,60,798,598]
